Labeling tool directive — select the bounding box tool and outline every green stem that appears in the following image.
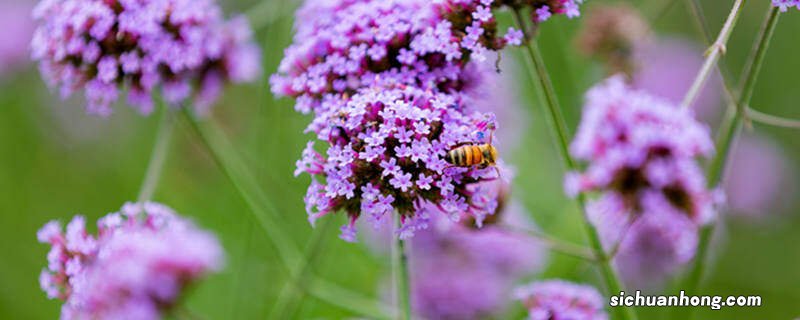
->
[268,218,336,319]
[686,7,781,304]
[680,0,746,110]
[136,105,174,202]
[511,10,636,320]
[393,214,411,320]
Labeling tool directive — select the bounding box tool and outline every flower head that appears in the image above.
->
[296,82,500,240]
[31,0,260,116]
[515,280,608,320]
[566,76,718,224]
[37,202,223,320]
[270,0,528,113]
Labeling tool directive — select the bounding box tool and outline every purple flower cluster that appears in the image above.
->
[566,76,718,224]
[37,202,223,320]
[515,280,608,320]
[565,76,720,287]
[296,83,500,241]
[271,0,583,113]
[773,0,800,11]
[31,0,261,117]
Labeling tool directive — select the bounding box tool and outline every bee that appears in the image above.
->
[444,129,500,176]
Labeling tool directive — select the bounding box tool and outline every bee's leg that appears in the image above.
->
[494,166,502,179]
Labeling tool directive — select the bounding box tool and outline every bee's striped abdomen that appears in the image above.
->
[446,145,484,167]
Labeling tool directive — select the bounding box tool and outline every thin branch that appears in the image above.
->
[680,0,747,110]
[747,108,800,128]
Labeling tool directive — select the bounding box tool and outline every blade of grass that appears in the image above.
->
[511,9,637,320]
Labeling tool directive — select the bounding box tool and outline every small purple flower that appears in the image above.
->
[536,6,552,22]
[472,6,492,22]
[515,280,608,320]
[504,27,524,46]
[31,0,260,116]
[37,202,223,320]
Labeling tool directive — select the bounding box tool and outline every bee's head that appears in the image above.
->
[483,144,498,164]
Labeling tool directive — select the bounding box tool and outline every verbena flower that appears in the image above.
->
[773,0,800,11]
[31,0,260,117]
[37,202,223,320]
[271,0,582,114]
[296,82,499,241]
[271,0,518,113]
[565,76,719,224]
[515,280,608,320]
[0,1,35,77]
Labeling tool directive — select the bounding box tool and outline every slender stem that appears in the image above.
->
[136,106,174,202]
[393,214,411,320]
[268,218,336,319]
[511,10,636,320]
[680,0,746,110]
[746,108,800,128]
[682,7,781,319]
[501,225,596,261]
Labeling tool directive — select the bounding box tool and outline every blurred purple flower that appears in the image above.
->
[295,83,500,241]
[566,76,719,225]
[773,0,800,11]
[31,0,260,117]
[724,133,795,217]
[0,1,35,77]
[515,280,608,320]
[37,202,223,320]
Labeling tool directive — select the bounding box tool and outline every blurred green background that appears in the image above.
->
[1,0,798,319]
